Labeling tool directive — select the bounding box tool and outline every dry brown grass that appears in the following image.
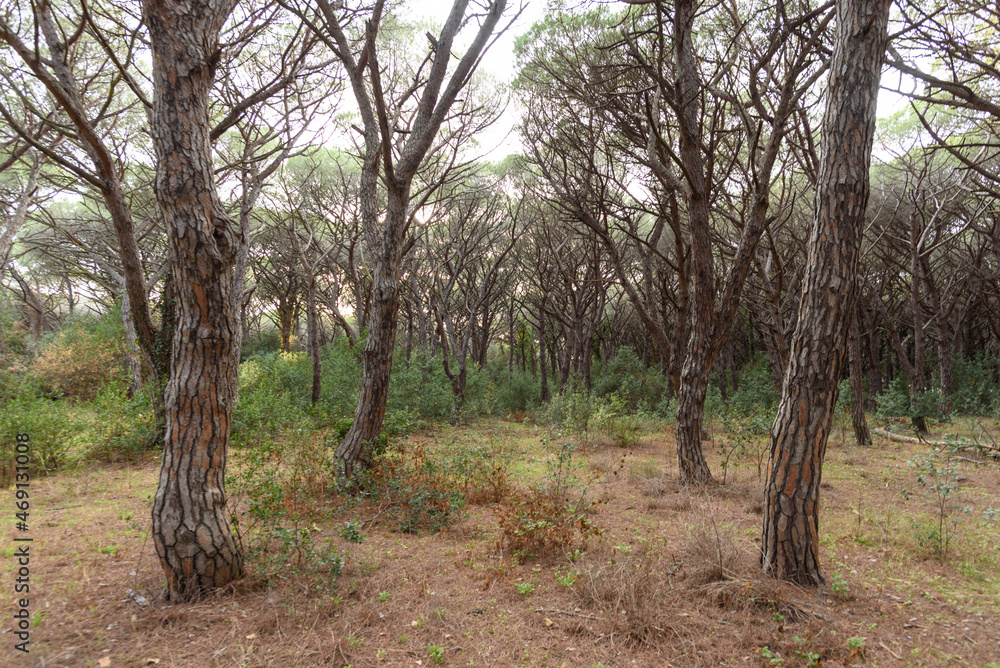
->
[2,419,999,667]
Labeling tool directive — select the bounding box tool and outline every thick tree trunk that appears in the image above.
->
[761,0,889,587]
[145,0,243,602]
[849,308,872,445]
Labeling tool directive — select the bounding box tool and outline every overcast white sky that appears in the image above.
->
[400,0,912,160]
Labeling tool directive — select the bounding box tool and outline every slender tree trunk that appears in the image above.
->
[762,0,888,586]
[145,0,244,601]
[336,188,406,477]
[121,287,144,398]
[539,310,550,403]
[307,276,321,405]
[849,307,872,445]
[909,210,928,434]
[864,306,882,409]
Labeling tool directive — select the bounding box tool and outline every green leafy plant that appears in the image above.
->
[903,449,969,560]
[428,643,445,664]
[515,581,535,596]
[340,520,365,543]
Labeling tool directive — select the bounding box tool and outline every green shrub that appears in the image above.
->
[85,381,159,462]
[28,321,126,400]
[727,356,779,413]
[495,441,603,561]
[355,443,466,534]
[0,377,80,485]
[949,353,999,416]
[591,393,646,448]
[228,436,342,588]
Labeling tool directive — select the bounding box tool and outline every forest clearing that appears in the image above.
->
[4,0,1000,665]
[1,415,999,667]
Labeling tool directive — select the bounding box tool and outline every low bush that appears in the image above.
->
[85,381,159,462]
[228,435,342,589]
[29,322,125,400]
[355,443,466,534]
[495,441,603,562]
[0,377,80,485]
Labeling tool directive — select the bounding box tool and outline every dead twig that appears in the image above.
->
[535,608,605,621]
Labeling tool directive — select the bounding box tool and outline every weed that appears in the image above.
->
[340,520,365,543]
[903,449,969,560]
[555,567,578,587]
[847,636,866,662]
[379,590,391,602]
[830,571,850,597]
[515,581,535,596]
[428,643,445,664]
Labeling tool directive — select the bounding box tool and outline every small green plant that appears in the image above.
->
[847,636,866,662]
[428,643,445,664]
[759,646,784,666]
[340,520,365,543]
[379,590,391,602]
[515,581,535,596]
[903,449,968,560]
[555,568,578,587]
[830,571,850,597]
[346,635,361,648]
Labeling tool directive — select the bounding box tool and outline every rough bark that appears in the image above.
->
[144,0,244,602]
[761,0,889,587]
[671,0,716,484]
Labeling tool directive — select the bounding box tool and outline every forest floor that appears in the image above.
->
[2,416,999,668]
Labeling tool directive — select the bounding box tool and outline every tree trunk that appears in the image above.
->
[121,286,144,398]
[307,276,321,405]
[336,188,406,478]
[863,306,882,409]
[145,0,244,602]
[761,0,889,587]
[849,307,872,445]
[909,208,929,434]
[538,310,550,402]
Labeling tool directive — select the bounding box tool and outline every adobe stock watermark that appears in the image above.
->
[11,432,32,654]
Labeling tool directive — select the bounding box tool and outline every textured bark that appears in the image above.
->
[863,306,882,409]
[848,308,872,446]
[144,0,243,601]
[121,286,144,398]
[762,0,889,586]
[672,0,716,484]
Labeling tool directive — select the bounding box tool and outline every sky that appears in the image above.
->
[400,0,912,160]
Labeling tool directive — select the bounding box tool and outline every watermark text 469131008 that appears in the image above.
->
[12,432,32,654]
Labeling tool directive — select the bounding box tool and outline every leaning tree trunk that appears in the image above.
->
[848,307,872,445]
[145,0,244,602]
[761,0,889,587]
[336,188,406,478]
